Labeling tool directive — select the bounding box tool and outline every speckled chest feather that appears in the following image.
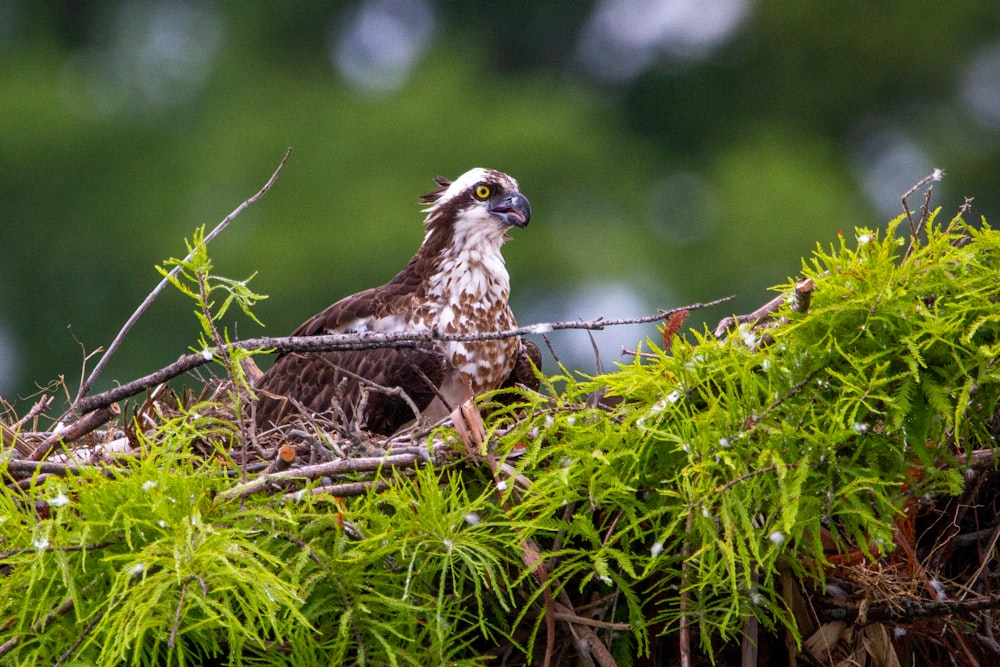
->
[415,243,519,393]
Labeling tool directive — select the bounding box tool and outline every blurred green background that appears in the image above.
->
[2,2,999,412]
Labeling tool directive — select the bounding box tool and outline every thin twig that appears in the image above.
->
[27,405,119,461]
[316,353,426,426]
[72,298,732,416]
[217,450,445,501]
[818,593,1000,624]
[585,328,603,375]
[716,465,784,494]
[55,603,108,667]
[679,512,693,667]
[286,477,395,500]
[13,395,53,430]
[556,589,616,667]
[3,459,123,482]
[902,168,944,260]
[74,148,292,406]
[168,580,190,649]
[901,169,943,236]
[551,610,630,632]
[712,278,813,339]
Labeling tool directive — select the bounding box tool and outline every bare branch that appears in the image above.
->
[72,298,732,416]
[3,458,123,478]
[818,594,1000,625]
[712,278,813,338]
[902,168,944,260]
[14,395,53,430]
[27,405,120,461]
[552,607,630,632]
[74,148,292,406]
[286,477,394,500]
[216,446,449,502]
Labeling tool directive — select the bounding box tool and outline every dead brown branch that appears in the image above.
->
[902,168,944,260]
[27,404,119,461]
[818,594,1000,625]
[3,458,123,478]
[286,477,394,500]
[70,298,732,417]
[216,444,449,502]
[712,277,814,338]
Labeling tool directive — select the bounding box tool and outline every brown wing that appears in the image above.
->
[253,272,440,436]
[288,276,419,338]
[253,345,446,435]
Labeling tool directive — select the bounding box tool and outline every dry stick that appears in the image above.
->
[554,587,618,667]
[555,592,618,667]
[73,148,292,407]
[2,396,57,456]
[901,168,944,261]
[265,444,297,473]
[55,603,108,667]
[27,404,119,462]
[13,395,53,430]
[287,477,394,500]
[678,512,694,667]
[551,608,630,632]
[167,578,205,649]
[818,594,1000,625]
[712,277,813,339]
[962,521,1000,597]
[3,459,123,478]
[901,169,943,237]
[73,297,732,417]
[216,450,441,502]
[315,354,425,426]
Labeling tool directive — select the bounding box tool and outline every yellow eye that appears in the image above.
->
[475,184,491,200]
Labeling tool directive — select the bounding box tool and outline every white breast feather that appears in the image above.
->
[335,314,410,334]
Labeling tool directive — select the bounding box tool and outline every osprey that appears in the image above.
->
[253,168,541,435]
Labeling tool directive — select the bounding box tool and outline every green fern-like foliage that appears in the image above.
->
[2,211,999,664]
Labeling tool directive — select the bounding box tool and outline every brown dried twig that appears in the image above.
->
[3,459,123,479]
[818,594,1000,625]
[902,168,944,261]
[27,405,120,462]
[71,298,732,417]
[13,395,53,430]
[712,277,814,339]
[216,444,449,502]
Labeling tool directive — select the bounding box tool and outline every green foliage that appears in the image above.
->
[3,211,1000,664]
[157,225,269,418]
[157,225,266,353]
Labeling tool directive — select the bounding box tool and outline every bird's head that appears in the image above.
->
[419,168,531,249]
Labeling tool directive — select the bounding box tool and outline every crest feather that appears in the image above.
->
[419,176,452,205]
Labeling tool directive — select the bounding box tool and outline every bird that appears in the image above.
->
[252,167,541,436]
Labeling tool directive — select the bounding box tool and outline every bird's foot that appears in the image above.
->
[451,399,486,462]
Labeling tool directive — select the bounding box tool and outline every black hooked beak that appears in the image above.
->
[490,192,531,228]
